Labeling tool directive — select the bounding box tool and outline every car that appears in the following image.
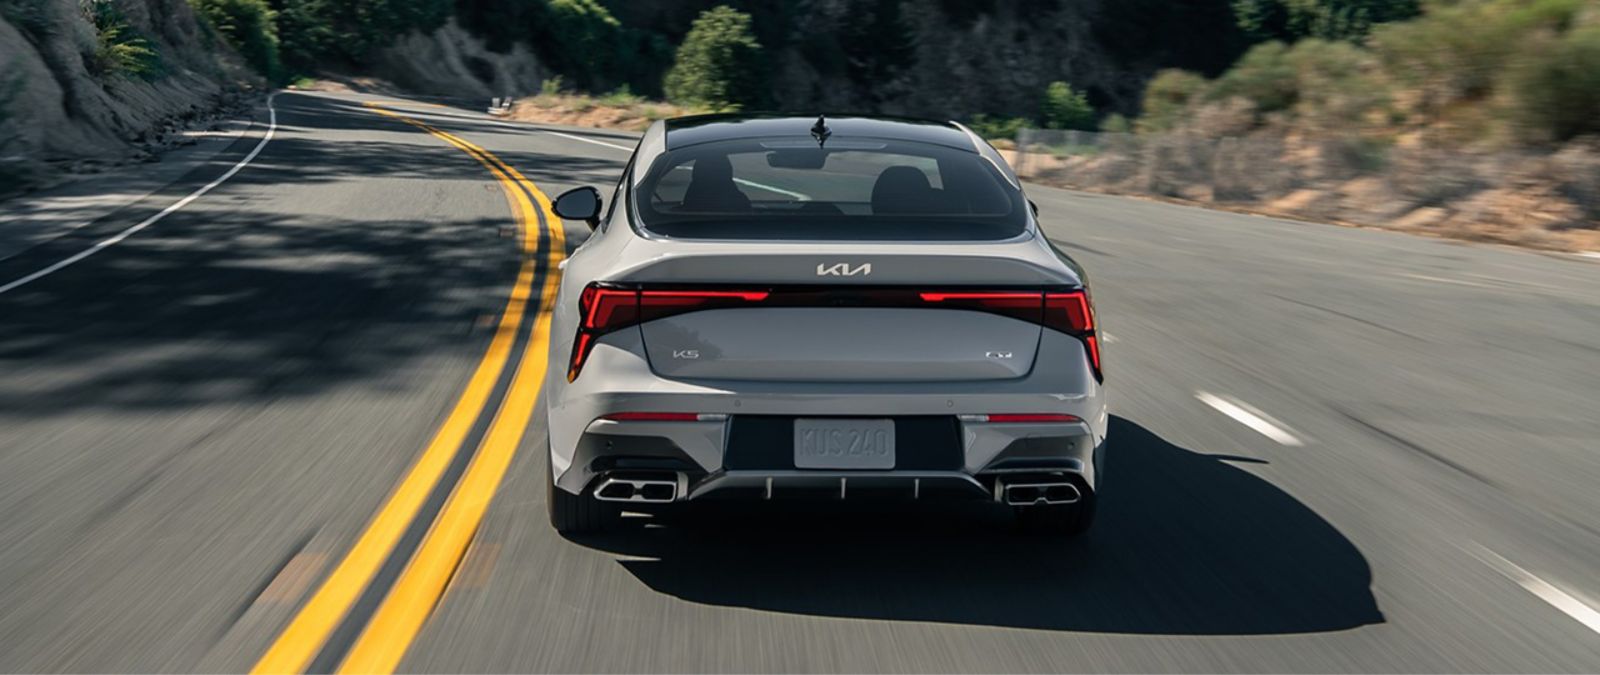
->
[543,113,1106,535]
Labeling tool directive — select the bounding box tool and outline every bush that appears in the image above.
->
[664,5,766,111]
[1041,81,1095,131]
[1210,41,1298,113]
[1100,113,1132,134]
[190,0,283,82]
[964,114,1029,141]
[1137,69,1210,132]
[599,84,642,107]
[1506,25,1600,142]
[83,0,162,80]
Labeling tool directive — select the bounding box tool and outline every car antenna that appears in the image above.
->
[810,114,831,147]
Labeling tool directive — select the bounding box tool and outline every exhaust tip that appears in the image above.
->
[1001,480,1081,506]
[594,475,680,503]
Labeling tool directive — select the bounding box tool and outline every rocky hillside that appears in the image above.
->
[0,0,250,192]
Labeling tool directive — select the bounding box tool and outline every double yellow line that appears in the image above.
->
[252,101,565,674]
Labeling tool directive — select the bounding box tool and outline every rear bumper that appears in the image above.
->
[554,410,1105,503]
[546,327,1107,501]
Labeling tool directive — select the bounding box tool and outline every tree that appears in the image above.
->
[1041,81,1095,130]
[663,5,766,111]
[192,0,283,82]
[1233,0,1420,42]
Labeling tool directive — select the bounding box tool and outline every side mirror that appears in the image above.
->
[553,186,602,229]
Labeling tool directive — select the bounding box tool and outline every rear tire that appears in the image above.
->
[1014,492,1095,536]
[548,458,618,535]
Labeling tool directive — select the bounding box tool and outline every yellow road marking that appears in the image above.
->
[251,102,550,674]
[336,264,562,674]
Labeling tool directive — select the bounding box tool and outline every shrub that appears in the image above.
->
[1137,69,1209,133]
[1041,81,1095,131]
[599,84,642,107]
[663,5,766,111]
[1100,113,1133,134]
[190,0,283,82]
[83,0,162,80]
[1505,25,1600,142]
[964,114,1029,141]
[1283,38,1391,129]
[1210,41,1298,113]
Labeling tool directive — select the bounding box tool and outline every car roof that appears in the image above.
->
[662,114,979,152]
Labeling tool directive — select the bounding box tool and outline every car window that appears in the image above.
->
[632,137,1027,241]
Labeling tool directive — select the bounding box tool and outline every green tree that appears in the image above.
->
[663,5,766,111]
[191,0,283,82]
[1041,81,1095,130]
[1233,0,1421,42]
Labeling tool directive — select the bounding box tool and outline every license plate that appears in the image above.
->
[793,419,895,469]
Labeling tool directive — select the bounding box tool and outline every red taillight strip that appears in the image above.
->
[919,291,1041,302]
[959,413,1083,423]
[568,284,1102,383]
[642,290,770,301]
[601,412,728,422]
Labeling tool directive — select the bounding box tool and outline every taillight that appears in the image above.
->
[601,412,728,422]
[918,291,1043,325]
[1045,291,1100,380]
[567,284,1100,382]
[959,413,1083,423]
[568,285,769,381]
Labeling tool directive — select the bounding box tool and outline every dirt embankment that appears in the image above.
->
[1005,130,1600,253]
[0,0,252,195]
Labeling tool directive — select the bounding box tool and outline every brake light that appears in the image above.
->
[918,291,1042,325]
[568,285,769,381]
[567,284,1100,383]
[602,412,725,422]
[959,413,1083,423]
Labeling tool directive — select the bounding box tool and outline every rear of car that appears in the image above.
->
[545,116,1106,535]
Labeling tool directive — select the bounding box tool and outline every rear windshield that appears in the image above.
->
[632,137,1028,241]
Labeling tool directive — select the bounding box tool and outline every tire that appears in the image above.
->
[547,459,619,535]
[1014,491,1096,536]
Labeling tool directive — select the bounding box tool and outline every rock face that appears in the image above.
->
[0,0,248,191]
[371,20,548,100]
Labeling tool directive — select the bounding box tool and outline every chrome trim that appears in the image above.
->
[997,480,1081,506]
[593,476,680,503]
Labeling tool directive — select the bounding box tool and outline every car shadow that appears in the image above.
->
[568,415,1383,635]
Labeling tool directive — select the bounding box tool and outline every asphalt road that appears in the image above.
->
[1,91,1598,673]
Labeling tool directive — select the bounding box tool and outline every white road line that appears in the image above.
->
[1469,543,1600,636]
[1397,273,1493,289]
[1195,391,1305,446]
[0,93,280,296]
[1100,331,1118,344]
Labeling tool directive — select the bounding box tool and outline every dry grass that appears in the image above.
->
[506,93,702,132]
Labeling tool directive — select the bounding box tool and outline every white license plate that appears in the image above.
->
[793,419,895,469]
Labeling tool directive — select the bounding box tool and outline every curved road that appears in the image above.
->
[1,91,1598,672]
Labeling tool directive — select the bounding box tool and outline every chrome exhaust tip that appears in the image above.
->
[1000,480,1081,506]
[594,476,679,503]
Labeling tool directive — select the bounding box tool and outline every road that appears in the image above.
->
[1,90,1598,673]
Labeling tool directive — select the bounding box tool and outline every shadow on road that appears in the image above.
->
[571,416,1383,636]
